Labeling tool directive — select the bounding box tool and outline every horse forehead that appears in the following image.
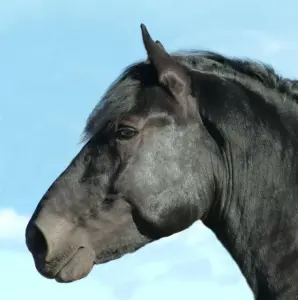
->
[118,108,177,128]
[119,115,144,125]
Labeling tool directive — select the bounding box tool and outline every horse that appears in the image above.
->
[25,24,298,299]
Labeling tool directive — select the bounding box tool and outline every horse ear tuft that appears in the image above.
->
[155,40,166,52]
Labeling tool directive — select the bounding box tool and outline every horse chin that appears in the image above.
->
[54,247,95,283]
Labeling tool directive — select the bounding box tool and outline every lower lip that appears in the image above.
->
[36,248,80,279]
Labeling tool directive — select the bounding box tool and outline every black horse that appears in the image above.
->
[26,24,298,299]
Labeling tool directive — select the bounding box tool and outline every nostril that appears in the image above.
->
[26,224,48,258]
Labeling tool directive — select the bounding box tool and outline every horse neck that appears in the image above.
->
[203,130,298,300]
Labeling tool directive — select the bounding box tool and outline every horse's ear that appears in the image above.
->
[140,24,191,100]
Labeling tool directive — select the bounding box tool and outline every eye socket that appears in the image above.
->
[115,125,138,140]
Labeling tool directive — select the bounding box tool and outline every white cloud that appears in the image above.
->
[128,275,253,300]
[0,207,253,299]
[0,249,117,300]
[88,221,253,299]
[0,208,29,241]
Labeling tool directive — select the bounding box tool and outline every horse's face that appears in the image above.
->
[25,25,219,283]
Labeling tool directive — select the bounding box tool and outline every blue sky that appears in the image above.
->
[0,0,297,299]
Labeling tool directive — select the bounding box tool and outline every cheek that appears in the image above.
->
[114,137,204,236]
[116,134,187,199]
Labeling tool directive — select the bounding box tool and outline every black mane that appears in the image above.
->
[82,50,298,142]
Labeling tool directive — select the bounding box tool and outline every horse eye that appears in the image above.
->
[115,126,138,140]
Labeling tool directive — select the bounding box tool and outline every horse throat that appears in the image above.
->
[204,169,298,299]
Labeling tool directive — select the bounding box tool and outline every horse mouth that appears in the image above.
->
[35,247,96,283]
